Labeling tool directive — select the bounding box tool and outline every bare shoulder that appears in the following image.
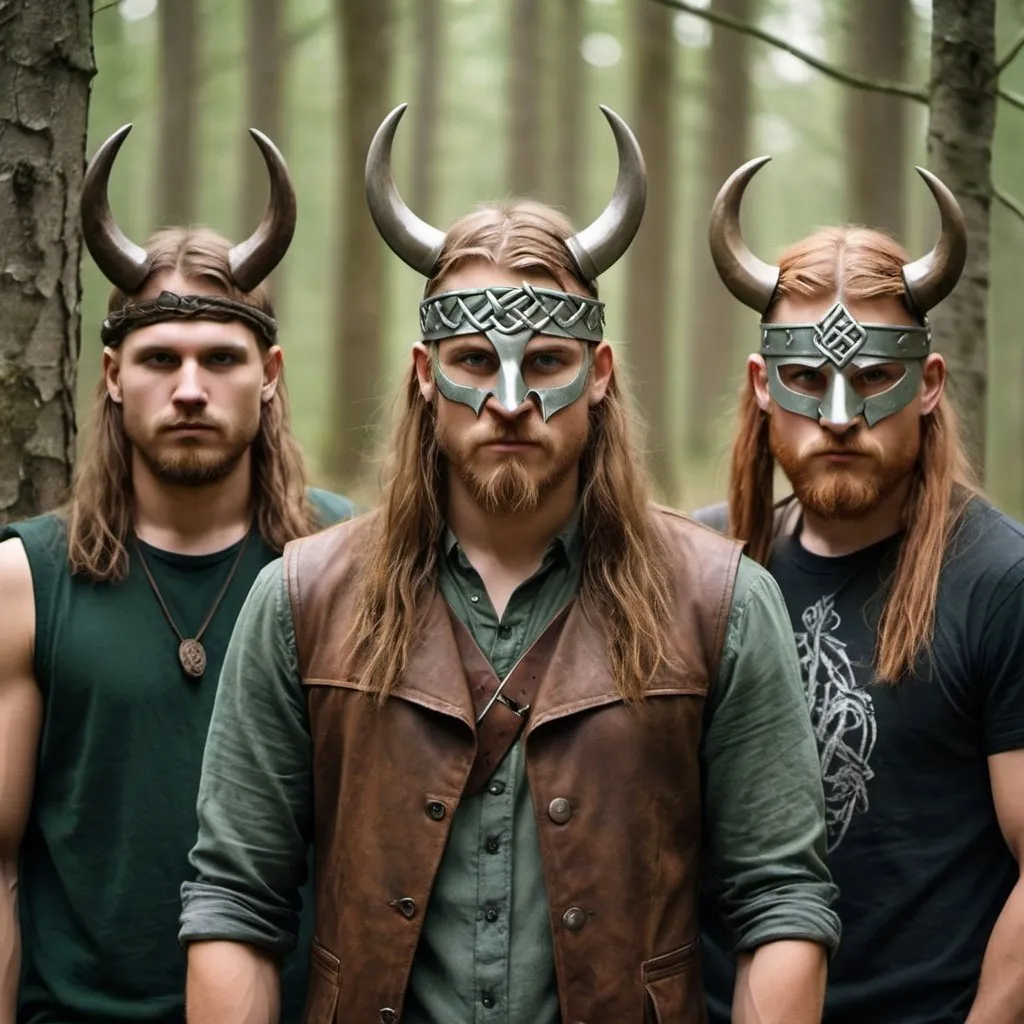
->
[0,536,36,680]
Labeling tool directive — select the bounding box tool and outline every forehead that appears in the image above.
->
[434,259,583,297]
[768,292,919,327]
[119,317,259,355]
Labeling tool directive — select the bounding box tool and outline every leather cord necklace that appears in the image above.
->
[133,526,252,679]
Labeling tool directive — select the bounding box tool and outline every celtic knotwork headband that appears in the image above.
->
[420,285,605,420]
[708,156,967,425]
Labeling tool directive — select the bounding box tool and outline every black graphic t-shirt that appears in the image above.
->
[701,498,1024,1024]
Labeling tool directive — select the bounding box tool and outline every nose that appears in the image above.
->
[172,359,208,407]
[818,414,861,436]
[483,394,534,423]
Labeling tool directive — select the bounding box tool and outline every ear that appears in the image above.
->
[748,354,771,412]
[587,342,614,406]
[103,346,123,404]
[412,342,435,401]
[919,353,946,416]
[261,345,284,404]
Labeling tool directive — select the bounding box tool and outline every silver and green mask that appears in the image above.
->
[364,102,646,419]
[419,284,604,420]
[708,156,968,426]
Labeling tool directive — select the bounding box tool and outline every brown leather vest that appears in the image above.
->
[285,508,741,1024]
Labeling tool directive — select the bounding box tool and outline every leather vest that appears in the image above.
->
[285,507,741,1024]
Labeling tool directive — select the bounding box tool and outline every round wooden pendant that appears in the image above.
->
[178,638,207,679]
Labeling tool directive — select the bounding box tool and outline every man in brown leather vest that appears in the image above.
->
[180,106,840,1024]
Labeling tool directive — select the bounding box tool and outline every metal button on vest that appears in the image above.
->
[548,797,573,824]
[425,800,445,821]
[488,780,506,796]
[379,1010,397,1023]
[562,906,587,931]
[390,897,416,919]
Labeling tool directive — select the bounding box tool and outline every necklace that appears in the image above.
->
[133,526,252,679]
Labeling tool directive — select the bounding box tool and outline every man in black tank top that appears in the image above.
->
[0,126,352,1023]
[695,161,1024,1023]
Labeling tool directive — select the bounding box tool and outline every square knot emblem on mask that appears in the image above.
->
[813,302,868,368]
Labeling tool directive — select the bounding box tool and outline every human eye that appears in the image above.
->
[457,350,495,370]
[144,351,178,368]
[530,352,566,372]
[205,351,242,367]
[853,364,903,395]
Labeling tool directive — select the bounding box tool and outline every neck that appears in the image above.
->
[131,449,254,554]
[446,466,579,577]
[798,476,911,557]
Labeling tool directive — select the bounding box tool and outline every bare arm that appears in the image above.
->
[186,941,280,1024]
[733,941,827,1024]
[965,750,1024,1024]
[0,539,41,1024]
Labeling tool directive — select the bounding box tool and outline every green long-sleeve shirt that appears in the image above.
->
[180,522,840,1023]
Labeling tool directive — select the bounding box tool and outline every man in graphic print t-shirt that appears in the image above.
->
[696,158,1024,1024]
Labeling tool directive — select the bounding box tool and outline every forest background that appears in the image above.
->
[4,0,1024,520]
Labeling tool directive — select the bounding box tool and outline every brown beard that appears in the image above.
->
[136,442,249,486]
[769,416,919,519]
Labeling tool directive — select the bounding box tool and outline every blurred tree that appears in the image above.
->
[411,0,442,220]
[845,0,910,236]
[685,0,754,460]
[0,0,93,524]
[628,0,675,496]
[508,0,542,195]
[330,0,393,484]
[156,0,198,224]
[241,0,285,240]
[551,0,584,215]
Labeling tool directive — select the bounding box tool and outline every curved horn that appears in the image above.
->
[80,124,151,293]
[565,106,647,281]
[365,104,446,276]
[228,129,298,292]
[708,155,779,314]
[901,167,967,315]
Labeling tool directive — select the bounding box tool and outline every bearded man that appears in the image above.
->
[0,125,352,1023]
[180,105,839,1024]
[697,159,1024,1024]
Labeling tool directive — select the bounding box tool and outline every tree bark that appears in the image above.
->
[926,0,996,475]
[552,0,583,215]
[507,0,542,196]
[241,0,285,237]
[329,0,392,484]
[628,0,675,496]
[411,0,441,220]
[156,0,198,225]
[0,0,93,524]
[844,0,910,236]
[685,0,754,460]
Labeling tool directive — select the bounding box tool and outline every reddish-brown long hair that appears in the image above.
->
[66,227,317,581]
[349,201,672,702]
[728,227,978,682]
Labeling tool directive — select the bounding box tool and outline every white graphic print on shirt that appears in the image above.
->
[795,592,877,852]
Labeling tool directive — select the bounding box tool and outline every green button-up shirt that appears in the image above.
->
[181,519,840,1024]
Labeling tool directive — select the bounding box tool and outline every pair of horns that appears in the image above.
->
[365,104,647,281]
[80,124,297,294]
[708,156,968,316]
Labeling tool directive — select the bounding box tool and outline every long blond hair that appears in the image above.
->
[728,227,978,682]
[350,201,672,701]
[66,227,317,581]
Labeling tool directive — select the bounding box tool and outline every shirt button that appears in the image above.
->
[485,835,500,854]
[470,595,480,603]
[379,1010,397,1023]
[548,797,573,824]
[481,992,496,1008]
[425,800,446,821]
[485,907,499,922]
[498,624,512,637]
[488,780,506,796]
[562,906,587,931]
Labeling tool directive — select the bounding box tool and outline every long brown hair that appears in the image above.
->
[728,226,978,682]
[66,227,317,581]
[350,201,672,702]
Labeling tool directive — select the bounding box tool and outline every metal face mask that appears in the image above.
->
[761,301,930,427]
[420,284,604,421]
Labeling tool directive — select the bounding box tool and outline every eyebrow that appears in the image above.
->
[130,338,253,359]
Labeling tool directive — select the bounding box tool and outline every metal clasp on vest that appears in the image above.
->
[495,692,531,718]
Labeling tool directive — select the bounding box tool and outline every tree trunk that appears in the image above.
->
[156,0,198,225]
[329,0,392,485]
[241,0,285,237]
[0,0,93,524]
[507,0,542,196]
[411,0,441,219]
[551,0,583,215]
[844,0,910,235]
[926,0,996,475]
[685,0,754,460]
[628,0,675,497]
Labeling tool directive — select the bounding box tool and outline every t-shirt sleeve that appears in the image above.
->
[979,558,1024,755]
[179,559,313,956]
[703,557,841,954]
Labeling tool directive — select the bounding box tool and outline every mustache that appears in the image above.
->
[804,433,881,458]
[476,426,544,446]
[160,418,221,431]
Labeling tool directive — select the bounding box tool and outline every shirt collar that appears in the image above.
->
[443,504,583,572]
